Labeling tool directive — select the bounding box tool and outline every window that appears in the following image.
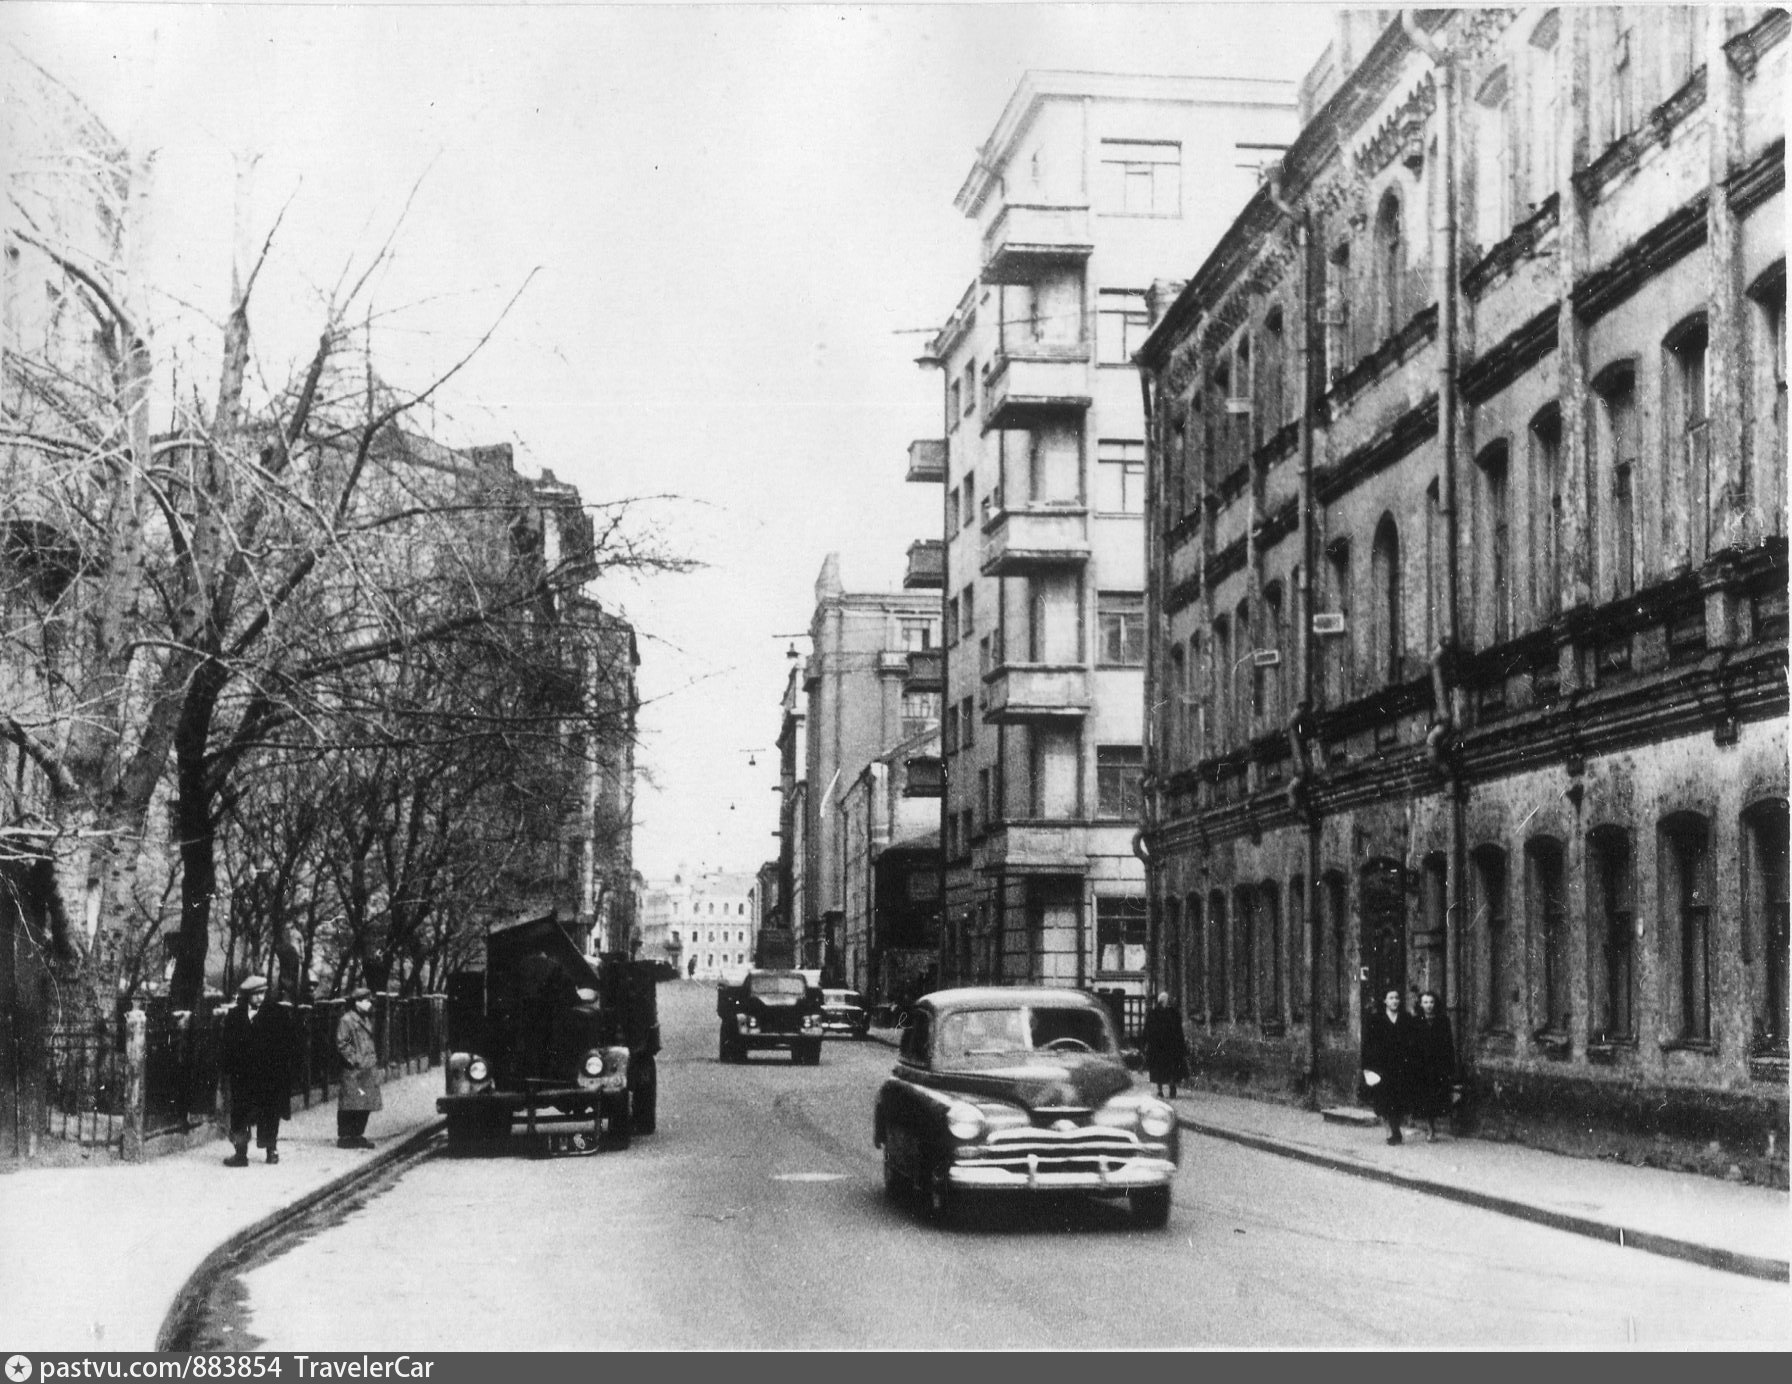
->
[1095,896,1147,974]
[1186,895,1206,1020]
[962,360,977,417]
[1166,645,1185,768]
[1667,318,1711,565]
[945,486,961,536]
[1608,15,1639,145]
[961,476,976,530]
[901,619,933,652]
[1260,582,1285,724]
[1095,745,1143,818]
[1325,241,1355,381]
[1324,872,1347,1024]
[1589,828,1635,1044]
[1528,839,1569,1035]
[1474,67,1512,248]
[1594,366,1639,599]
[1325,540,1352,704]
[1743,801,1790,1054]
[1477,443,1511,644]
[1098,592,1145,665]
[901,690,940,739]
[959,695,974,750]
[1260,882,1283,1025]
[1096,439,1146,514]
[1529,406,1563,620]
[1208,891,1230,1019]
[1661,815,1714,1041]
[1234,597,1253,734]
[1211,614,1231,746]
[948,378,963,424]
[1258,306,1286,438]
[1097,290,1151,365]
[1373,190,1407,342]
[1288,875,1307,1022]
[1371,516,1402,685]
[1235,887,1257,1020]
[960,583,975,637]
[1526,12,1559,208]
[943,703,959,756]
[1477,847,1512,1032]
[978,766,993,829]
[1098,140,1180,217]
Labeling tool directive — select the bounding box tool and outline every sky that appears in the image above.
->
[8,1,1339,883]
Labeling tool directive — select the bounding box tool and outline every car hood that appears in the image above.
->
[919,1051,1133,1112]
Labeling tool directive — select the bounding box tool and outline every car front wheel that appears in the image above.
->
[881,1140,906,1201]
[1129,1185,1173,1229]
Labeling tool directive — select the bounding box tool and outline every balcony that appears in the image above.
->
[904,648,943,692]
[907,438,947,483]
[980,506,1091,576]
[983,347,1091,433]
[978,822,1090,875]
[979,203,1093,285]
[982,664,1090,723]
[903,538,944,589]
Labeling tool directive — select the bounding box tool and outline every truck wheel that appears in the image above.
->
[632,1062,658,1135]
[1129,1186,1173,1229]
[445,1111,479,1152]
[798,1042,821,1066]
[603,1094,632,1150]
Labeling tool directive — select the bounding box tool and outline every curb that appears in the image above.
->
[155,1117,447,1350]
[1176,1114,1790,1285]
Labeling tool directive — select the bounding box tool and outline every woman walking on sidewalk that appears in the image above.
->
[220,974,296,1166]
[1409,989,1455,1142]
[1360,987,1412,1145]
[334,987,383,1149]
[1141,992,1189,1099]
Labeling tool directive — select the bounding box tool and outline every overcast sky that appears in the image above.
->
[9,1,1338,883]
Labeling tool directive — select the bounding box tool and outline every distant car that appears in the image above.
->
[873,987,1178,1228]
[717,970,825,1064]
[819,989,871,1039]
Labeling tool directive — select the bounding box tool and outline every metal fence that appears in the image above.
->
[30,994,445,1160]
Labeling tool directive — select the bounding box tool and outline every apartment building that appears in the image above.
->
[1137,8,1787,1182]
[791,554,941,980]
[839,725,943,1002]
[913,70,1297,999]
[639,869,759,980]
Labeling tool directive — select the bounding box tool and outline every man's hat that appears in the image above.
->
[238,974,269,994]
[348,986,374,1001]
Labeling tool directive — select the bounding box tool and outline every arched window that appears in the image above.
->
[1261,581,1286,726]
[1475,846,1512,1032]
[1208,890,1230,1020]
[1476,442,1511,644]
[1187,632,1204,762]
[1186,893,1206,1022]
[1374,190,1405,342]
[1529,405,1564,619]
[1526,838,1569,1035]
[1326,540,1352,704]
[1167,644,1186,769]
[1288,875,1307,1023]
[1234,886,1257,1020]
[1324,871,1349,1025]
[1665,315,1711,566]
[1588,826,1636,1044]
[1212,615,1231,748]
[1475,66,1512,247]
[1660,814,1713,1041]
[1742,799,1790,1055]
[1260,881,1283,1026]
[1371,515,1402,685]
[1234,597,1253,736]
[1592,362,1639,600]
[1260,304,1286,434]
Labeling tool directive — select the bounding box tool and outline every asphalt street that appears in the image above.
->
[220,981,1790,1350]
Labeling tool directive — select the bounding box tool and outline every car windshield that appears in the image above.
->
[934,1006,1115,1064]
[825,991,862,1005]
[748,974,808,998]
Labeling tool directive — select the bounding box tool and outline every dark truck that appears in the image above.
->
[439,913,660,1153]
[717,970,825,1065]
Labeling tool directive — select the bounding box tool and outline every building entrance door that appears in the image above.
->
[1358,859,1406,1015]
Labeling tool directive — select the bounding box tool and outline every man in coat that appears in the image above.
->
[334,987,383,1149]
[1360,986,1413,1145]
[221,974,296,1166]
[1141,992,1190,1099]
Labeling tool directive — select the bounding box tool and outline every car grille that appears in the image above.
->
[968,1125,1145,1172]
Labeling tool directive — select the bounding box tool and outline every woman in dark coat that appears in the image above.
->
[220,974,297,1166]
[1409,989,1456,1142]
[1359,987,1412,1145]
[334,987,383,1149]
[1140,992,1190,1098]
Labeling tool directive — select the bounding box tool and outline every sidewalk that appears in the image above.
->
[866,1026,1790,1283]
[0,1068,447,1351]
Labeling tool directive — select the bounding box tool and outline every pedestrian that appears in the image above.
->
[1141,991,1189,1099]
[1409,989,1456,1142]
[220,974,296,1166]
[1360,987,1412,1146]
[334,986,383,1150]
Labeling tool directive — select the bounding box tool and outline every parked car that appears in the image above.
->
[873,987,1178,1227]
[718,970,825,1064]
[819,988,871,1039]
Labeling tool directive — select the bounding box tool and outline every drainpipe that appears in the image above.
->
[1267,167,1326,1096]
[1138,369,1162,999]
[1403,10,1468,1063]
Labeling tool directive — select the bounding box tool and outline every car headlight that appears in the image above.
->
[583,1051,604,1078]
[466,1057,489,1084]
[802,1013,820,1029]
[1139,1099,1176,1138]
[740,1014,757,1031]
[945,1102,986,1141]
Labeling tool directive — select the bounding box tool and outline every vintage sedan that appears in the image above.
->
[873,987,1179,1228]
[819,988,871,1039]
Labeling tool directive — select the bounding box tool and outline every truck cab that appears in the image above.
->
[717,970,825,1065]
[439,913,660,1152]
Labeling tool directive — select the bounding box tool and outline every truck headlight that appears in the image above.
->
[466,1057,489,1084]
[945,1102,986,1141]
[802,1013,820,1029]
[583,1051,604,1078]
[1139,1100,1176,1138]
[740,1014,757,1031]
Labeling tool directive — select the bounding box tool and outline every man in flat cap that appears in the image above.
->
[334,986,383,1149]
[220,973,296,1166]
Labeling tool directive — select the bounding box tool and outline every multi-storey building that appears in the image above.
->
[913,71,1297,1000]
[1137,8,1786,1182]
[795,554,941,980]
[839,724,943,1002]
[639,869,758,980]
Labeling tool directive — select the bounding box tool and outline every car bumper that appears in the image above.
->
[948,1155,1177,1192]
[737,1033,817,1048]
[820,1020,867,1036]
[437,1083,624,1116]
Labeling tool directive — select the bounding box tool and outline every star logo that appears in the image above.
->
[6,1356,32,1383]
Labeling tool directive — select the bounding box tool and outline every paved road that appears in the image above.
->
[221,981,1790,1349]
